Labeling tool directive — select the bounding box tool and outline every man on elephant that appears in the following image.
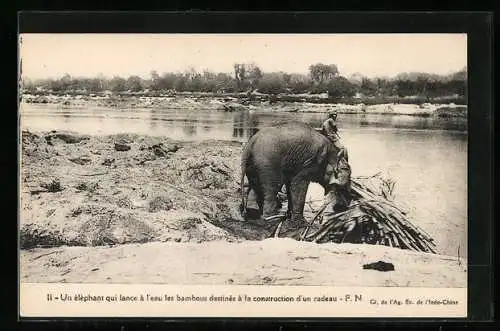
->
[322,110,348,161]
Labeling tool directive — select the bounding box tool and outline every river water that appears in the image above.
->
[20,104,468,257]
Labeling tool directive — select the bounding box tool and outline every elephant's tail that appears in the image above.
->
[240,141,251,218]
[240,168,247,218]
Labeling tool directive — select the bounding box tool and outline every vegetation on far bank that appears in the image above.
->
[21,63,467,106]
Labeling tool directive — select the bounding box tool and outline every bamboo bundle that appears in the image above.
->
[298,178,437,254]
[268,175,437,254]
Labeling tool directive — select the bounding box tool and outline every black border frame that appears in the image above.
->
[15,11,494,327]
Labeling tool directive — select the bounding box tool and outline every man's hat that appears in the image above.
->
[329,110,338,116]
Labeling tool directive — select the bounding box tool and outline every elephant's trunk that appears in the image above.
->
[323,156,352,210]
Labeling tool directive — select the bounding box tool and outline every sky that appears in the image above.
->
[19,34,467,80]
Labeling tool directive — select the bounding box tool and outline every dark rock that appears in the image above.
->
[71,207,83,217]
[69,156,92,165]
[167,144,180,153]
[40,179,63,193]
[136,154,156,165]
[152,144,167,157]
[148,143,180,157]
[75,183,86,191]
[75,182,99,193]
[148,196,173,213]
[154,149,166,157]
[114,142,131,151]
[362,261,395,272]
[47,133,90,144]
[102,158,115,166]
[44,136,53,146]
[116,197,133,209]
[261,276,273,284]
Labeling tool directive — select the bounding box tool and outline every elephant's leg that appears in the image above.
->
[259,168,282,219]
[288,171,312,227]
[248,172,264,215]
[256,188,264,216]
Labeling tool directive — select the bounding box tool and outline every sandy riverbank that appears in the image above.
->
[21,93,467,118]
[20,240,466,287]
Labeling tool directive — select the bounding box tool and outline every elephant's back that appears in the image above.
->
[256,121,315,138]
[250,122,322,158]
[275,122,322,145]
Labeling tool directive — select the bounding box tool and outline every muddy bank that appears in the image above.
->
[20,130,281,249]
[20,239,466,287]
[21,93,467,118]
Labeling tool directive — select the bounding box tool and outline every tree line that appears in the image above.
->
[22,63,467,102]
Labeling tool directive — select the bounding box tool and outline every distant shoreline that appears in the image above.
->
[20,92,467,119]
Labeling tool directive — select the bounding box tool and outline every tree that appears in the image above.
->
[22,77,36,94]
[109,76,127,92]
[86,77,104,92]
[156,73,179,91]
[288,73,312,94]
[173,74,187,91]
[48,73,73,91]
[326,76,356,101]
[308,63,339,84]
[96,73,108,91]
[246,63,263,91]
[199,70,218,92]
[256,72,288,94]
[150,70,161,90]
[184,67,200,81]
[449,67,467,81]
[360,77,377,96]
[233,63,245,90]
[348,73,365,94]
[20,65,468,101]
[183,67,203,92]
[375,77,392,96]
[214,72,235,92]
[125,75,144,92]
[233,63,262,91]
[348,72,364,85]
[282,73,292,88]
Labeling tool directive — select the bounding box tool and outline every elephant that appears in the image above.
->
[240,122,352,227]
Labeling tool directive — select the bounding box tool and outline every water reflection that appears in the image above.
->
[21,104,468,141]
[182,119,197,136]
[232,110,260,140]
